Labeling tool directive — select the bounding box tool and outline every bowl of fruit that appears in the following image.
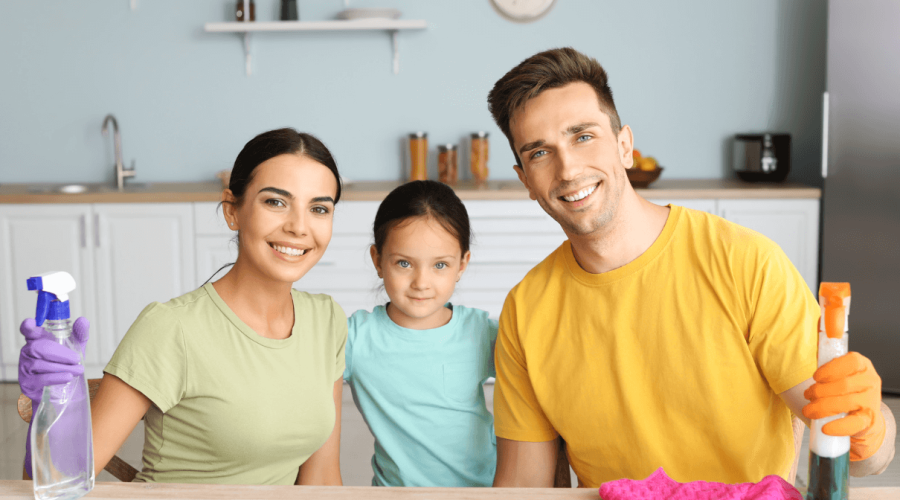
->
[627,149,663,188]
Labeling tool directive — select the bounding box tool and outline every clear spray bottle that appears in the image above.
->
[27,272,94,500]
[807,282,851,500]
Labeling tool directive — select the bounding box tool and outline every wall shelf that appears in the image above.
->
[204,20,427,76]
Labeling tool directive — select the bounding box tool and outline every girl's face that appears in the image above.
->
[224,154,337,285]
[371,216,471,330]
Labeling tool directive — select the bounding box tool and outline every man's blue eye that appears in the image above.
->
[531,150,546,159]
[577,134,591,142]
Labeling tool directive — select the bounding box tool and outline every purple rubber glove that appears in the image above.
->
[19,317,89,479]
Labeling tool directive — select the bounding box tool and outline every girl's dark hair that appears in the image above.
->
[204,128,342,286]
[373,180,471,257]
[228,127,342,206]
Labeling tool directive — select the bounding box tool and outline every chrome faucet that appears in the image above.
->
[101,114,135,190]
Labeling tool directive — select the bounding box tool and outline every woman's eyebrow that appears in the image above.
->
[259,187,293,199]
[312,196,335,204]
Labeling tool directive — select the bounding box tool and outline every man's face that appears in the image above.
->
[510,82,633,236]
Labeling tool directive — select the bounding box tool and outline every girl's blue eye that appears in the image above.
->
[397,260,410,268]
[435,262,447,270]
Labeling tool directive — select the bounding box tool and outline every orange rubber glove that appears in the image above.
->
[802,351,885,461]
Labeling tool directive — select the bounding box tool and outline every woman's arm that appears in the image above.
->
[90,373,151,474]
[296,378,343,486]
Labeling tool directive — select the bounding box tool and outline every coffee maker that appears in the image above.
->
[732,133,791,182]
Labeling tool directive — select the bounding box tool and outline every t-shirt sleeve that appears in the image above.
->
[343,311,358,383]
[488,317,499,379]
[330,298,348,382]
[103,302,186,413]
[747,242,819,394]
[493,292,559,442]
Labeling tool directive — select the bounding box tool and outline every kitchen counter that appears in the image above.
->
[0,481,896,500]
[0,179,820,204]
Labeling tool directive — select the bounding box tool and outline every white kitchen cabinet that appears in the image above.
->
[717,199,820,292]
[92,204,195,364]
[0,205,100,380]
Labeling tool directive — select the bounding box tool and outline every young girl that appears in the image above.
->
[343,180,498,487]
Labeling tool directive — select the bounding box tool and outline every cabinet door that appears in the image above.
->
[296,202,381,315]
[0,205,99,381]
[457,201,568,318]
[717,199,820,292]
[193,202,235,287]
[92,204,195,363]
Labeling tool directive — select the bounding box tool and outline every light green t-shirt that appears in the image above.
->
[104,283,347,485]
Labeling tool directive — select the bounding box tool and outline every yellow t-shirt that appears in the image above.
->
[493,205,819,487]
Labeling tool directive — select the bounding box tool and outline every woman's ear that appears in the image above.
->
[222,189,239,230]
[369,245,383,278]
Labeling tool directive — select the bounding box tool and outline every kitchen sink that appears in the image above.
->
[26,182,152,194]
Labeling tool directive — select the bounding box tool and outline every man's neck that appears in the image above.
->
[567,193,671,275]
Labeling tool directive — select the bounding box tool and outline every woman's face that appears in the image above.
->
[224,154,337,285]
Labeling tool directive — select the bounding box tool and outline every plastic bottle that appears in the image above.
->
[27,272,94,500]
[807,282,851,500]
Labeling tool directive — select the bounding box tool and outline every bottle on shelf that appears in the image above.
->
[235,0,255,22]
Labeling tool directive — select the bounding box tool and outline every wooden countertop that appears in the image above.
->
[0,179,821,204]
[0,481,897,500]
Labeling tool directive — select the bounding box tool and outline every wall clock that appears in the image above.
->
[491,0,557,23]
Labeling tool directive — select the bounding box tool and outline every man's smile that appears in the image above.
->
[558,181,600,208]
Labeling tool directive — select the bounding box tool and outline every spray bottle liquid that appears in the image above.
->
[27,272,94,500]
[806,282,851,500]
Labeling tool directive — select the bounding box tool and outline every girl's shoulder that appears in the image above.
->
[449,305,498,337]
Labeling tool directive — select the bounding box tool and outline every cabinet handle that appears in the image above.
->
[94,214,100,248]
[80,215,86,248]
[821,91,829,179]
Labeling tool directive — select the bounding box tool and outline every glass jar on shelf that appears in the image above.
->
[470,131,489,184]
[408,132,428,182]
[437,144,458,185]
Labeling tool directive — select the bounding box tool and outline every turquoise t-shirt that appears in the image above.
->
[344,304,498,487]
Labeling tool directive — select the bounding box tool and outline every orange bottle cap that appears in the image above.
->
[819,282,851,339]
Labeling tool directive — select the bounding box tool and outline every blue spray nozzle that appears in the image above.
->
[27,277,43,291]
[26,272,76,327]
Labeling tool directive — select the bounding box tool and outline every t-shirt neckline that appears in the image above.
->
[374,303,459,342]
[563,204,683,286]
[203,283,297,349]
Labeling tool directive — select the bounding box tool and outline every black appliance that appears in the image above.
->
[732,133,791,182]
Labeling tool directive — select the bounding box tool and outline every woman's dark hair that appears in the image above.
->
[204,128,342,286]
[228,127,342,206]
[373,180,471,257]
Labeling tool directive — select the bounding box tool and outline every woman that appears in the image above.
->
[19,128,346,485]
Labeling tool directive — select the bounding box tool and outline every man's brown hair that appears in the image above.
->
[487,47,621,166]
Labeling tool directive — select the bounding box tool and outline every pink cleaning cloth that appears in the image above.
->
[598,468,803,500]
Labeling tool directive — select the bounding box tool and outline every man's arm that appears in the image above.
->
[780,376,896,476]
[493,437,558,487]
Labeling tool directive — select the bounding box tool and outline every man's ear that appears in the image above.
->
[617,125,635,169]
[369,245,383,277]
[514,165,538,201]
[221,189,239,230]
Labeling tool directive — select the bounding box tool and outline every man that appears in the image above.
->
[487,47,896,488]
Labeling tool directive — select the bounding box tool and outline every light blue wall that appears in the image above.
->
[0,0,826,186]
